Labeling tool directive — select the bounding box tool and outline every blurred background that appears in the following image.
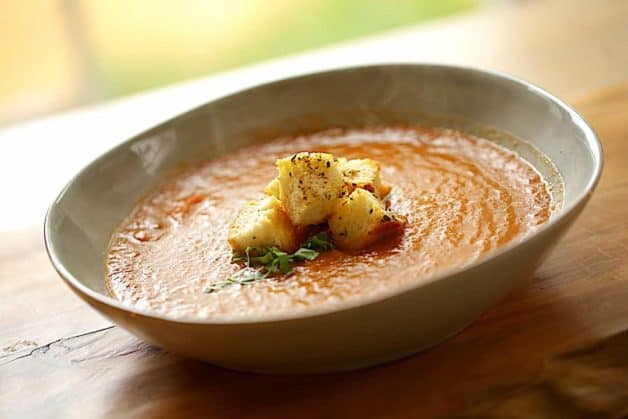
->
[0,0,481,128]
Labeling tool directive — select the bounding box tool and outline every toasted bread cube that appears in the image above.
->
[228,196,302,253]
[340,158,385,198]
[277,152,344,226]
[264,177,280,199]
[329,188,406,250]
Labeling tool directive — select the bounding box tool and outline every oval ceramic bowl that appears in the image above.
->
[45,64,602,373]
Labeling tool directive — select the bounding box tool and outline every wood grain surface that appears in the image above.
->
[2,1,628,418]
[452,329,628,418]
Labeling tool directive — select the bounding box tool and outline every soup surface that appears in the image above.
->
[106,126,552,319]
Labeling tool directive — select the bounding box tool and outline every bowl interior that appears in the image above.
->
[46,65,600,301]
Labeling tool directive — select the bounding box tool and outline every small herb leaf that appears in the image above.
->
[292,248,319,261]
[206,232,334,293]
[278,253,291,273]
[304,232,334,251]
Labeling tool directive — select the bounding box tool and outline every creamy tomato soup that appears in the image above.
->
[106,126,552,318]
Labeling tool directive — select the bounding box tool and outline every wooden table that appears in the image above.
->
[2,0,628,417]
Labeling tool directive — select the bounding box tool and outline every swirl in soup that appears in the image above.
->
[106,126,552,318]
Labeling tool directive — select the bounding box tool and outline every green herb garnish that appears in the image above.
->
[205,232,333,293]
[302,232,335,251]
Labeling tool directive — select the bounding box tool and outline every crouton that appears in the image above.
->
[264,177,280,199]
[329,188,406,250]
[277,152,344,226]
[340,158,386,198]
[228,196,303,253]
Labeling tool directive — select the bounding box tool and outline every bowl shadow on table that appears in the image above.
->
[106,273,594,419]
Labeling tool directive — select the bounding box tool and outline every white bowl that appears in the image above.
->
[45,64,602,373]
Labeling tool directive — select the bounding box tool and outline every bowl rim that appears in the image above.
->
[44,63,604,325]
